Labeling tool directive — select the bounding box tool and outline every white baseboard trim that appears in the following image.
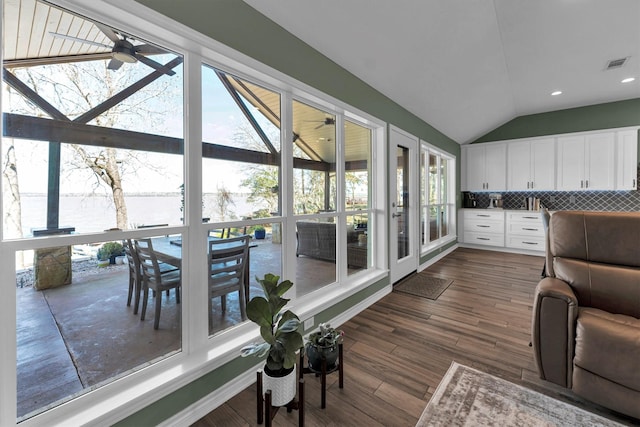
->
[324,283,392,329]
[158,285,391,426]
[418,244,458,272]
[157,360,262,427]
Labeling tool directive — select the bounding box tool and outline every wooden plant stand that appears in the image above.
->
[301,342,344,409]
[256,371,305,427]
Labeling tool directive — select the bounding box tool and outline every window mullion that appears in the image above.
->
[184,53,206,352]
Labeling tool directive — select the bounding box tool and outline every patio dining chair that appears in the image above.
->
[135,238,181,329]
[208,234,250,321]
[124,239,179,314]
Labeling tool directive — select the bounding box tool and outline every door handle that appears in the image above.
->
[392,212,402,218]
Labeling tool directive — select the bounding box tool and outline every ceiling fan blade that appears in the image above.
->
[93,22,121,44]
[134,44,167,55]
[136,54,176,76]
[49,32,111,49]
[107,58,123,70]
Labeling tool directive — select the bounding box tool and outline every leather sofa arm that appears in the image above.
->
[531,277,579,388]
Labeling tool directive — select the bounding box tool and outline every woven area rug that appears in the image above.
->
[393,273,452,300]
[417,362,624,427]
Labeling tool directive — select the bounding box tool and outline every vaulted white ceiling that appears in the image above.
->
[243,0,640,144]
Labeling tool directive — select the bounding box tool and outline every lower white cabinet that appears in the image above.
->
[505,212,545,252]
[460,209,545,253]
[462,210,504,247]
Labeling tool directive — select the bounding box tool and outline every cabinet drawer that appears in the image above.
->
[465,219,504,233]
[463,210,504,220]
[464,231,504,247]
[505,236,545,251]
[507,212,542,222]
[506,222,544,237]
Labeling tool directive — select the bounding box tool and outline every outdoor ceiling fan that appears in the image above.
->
[49,22,175,76]
[305,117,336,130]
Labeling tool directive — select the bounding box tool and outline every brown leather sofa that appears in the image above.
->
[531,210,640,419]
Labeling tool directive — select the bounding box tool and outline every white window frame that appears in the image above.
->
[0,0,388,425]
[420,141,457,253]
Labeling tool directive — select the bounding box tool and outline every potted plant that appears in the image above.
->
[305,323,343,371]
[241,273,303,406]
[97,241,124,265]
[254,225,266,240]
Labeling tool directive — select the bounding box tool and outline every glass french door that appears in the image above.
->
[389,126,419,284]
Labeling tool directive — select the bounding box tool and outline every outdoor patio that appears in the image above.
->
[16,235,353,419]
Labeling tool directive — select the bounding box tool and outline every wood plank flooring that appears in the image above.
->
[192,248,639,426]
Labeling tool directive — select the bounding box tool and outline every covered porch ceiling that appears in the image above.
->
[2,0,373,167]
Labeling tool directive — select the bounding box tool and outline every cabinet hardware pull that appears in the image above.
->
[477,214,490,217]
[527,182,530,189]
[523,216,537,219]
[477,225,490,228]
[581,180,584,188]
[531,181,534,189]
[477,237,490,241]
[586,180,589,188]
[634,179,637,188]
[523,228,538,231]
[523,241,538,245]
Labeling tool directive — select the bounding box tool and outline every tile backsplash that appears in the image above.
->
[472,190,640,211]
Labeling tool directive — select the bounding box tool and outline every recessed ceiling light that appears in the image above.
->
[621,77,636,83]
[551,91,562,96]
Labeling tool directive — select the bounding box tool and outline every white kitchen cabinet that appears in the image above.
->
[463,143,506,191]
[505,211,545,252]
[507,138,555,191]
[557,132,615,191]
[461,209,504,247]
[616,130,638,190]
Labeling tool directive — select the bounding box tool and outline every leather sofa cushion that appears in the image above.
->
[550,211,640,268]
[553,258,640,318]
[574,307,640,392]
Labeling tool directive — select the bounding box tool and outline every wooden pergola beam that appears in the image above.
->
[3,113,333,171]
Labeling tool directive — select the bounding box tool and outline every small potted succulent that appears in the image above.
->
[241,273,303,406]
[305,322,343,372]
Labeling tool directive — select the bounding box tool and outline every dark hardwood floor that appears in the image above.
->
[192,248,639,426]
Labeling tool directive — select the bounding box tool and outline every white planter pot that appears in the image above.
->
[262,366,297,407]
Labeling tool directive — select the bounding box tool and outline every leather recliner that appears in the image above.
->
[531,210,640,419]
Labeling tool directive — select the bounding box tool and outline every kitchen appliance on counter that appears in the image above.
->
[462,191,477,208]
[488,193,503,209]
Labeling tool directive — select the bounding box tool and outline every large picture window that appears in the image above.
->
[420,144,456,250]
[2,1,185,418]
[0,0,385,424]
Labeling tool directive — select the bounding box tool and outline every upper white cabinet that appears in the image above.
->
[463,143,506,191]
[466,127,637,194]
[616,130,638,190]
[507,138,555,191]
[557,132,615,191]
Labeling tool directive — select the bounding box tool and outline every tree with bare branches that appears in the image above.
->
[5,58,181,230]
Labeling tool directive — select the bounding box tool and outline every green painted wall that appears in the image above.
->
[474,98,640,142]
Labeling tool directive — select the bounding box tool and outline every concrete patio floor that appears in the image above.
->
[15,236,354,420]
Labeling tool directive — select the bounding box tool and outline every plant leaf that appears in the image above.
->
[246,297,271,328]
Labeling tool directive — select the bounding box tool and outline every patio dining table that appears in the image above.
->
[150,236,256,304]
